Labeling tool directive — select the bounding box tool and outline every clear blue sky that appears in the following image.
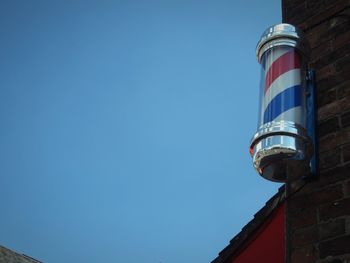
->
[0,1,282,262]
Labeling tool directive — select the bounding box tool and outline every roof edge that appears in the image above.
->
[211,185,286,263]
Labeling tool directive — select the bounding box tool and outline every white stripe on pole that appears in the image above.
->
[273,106,303,125]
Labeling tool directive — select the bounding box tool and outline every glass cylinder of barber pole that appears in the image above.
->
[249,24,313,182]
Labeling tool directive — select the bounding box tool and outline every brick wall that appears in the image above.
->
[282,0,350,262]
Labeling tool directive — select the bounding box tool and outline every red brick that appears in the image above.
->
[317,88,336,108]
[317,258,345,263]
[294,163,350,194]
[319,148,341,170]
[291,245,318,263]
[319,127,350,153]
[333,30,350,50]
[311,43,350,70]
[306,0,324,9]
[344,180,350,197]
[301,1,350,29]
[292,225,319,247]
[341,111,350,128]
[290,208,318,230]
[335,54,350,74]
[310,38,331,62]
[337,80,350,100]
[319,234,350,258]
[317,16,350,46]
[318,219,346,240]
[283,1,308,25]
[318,96,350,122]
[316,64,337,82]
[306,22,329,48]
[342,143,350,163]
[319,197,350,221]
[338,87,350,101]
[283,0,306,9]
[318,117,340,138]
[319,162,350,186]
[317,74,349,94]
[289,184,343,211]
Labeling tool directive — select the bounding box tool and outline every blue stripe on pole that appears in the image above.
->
[263,85,302,124]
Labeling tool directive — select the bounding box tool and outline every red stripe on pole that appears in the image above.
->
[265,50,301,93]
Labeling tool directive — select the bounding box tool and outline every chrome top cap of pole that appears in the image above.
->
[256,23,309,63]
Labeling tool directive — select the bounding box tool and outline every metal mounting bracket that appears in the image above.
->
[306,69,318,178]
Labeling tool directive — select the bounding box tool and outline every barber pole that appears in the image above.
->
[261,48,303,126]
[249,24,313,182]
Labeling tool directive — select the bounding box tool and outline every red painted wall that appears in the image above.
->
[231,203,285,263]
